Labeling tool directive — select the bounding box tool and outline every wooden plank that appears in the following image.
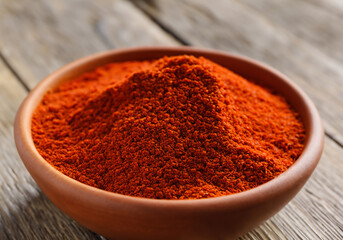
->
[0,58,102,239]
[308,0,343,18]
[241,0,343,64]
[135,0,343,146]
[0,0,178,89]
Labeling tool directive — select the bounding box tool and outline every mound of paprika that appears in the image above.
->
[32,55,305,199]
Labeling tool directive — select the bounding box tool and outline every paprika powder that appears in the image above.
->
[32,55,305,199]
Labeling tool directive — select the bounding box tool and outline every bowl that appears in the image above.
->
[14,46,324,240]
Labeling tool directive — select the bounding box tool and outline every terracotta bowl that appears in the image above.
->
[14,47,324,240]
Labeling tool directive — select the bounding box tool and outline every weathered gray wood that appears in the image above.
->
[0,58,102,239]
[308,0,343,18]
[0,0,178,89]
[135,0,343,146]
[241,0,343,64]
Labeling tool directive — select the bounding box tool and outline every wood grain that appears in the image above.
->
[135,0,343,146]
[0,0,178,89]
[241,0,343,64]
[307,0,343,19]
[0,58,102,239]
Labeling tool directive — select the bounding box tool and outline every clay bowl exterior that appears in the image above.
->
[14,46,324,240]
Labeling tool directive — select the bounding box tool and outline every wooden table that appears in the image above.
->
[1,0,342,239]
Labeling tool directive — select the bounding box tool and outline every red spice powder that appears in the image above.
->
[32,55,305,199]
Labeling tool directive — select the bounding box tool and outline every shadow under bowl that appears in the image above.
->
[14,46,324,240]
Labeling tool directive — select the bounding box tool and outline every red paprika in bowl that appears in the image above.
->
[31,54,305,200]
[14,47,324,240]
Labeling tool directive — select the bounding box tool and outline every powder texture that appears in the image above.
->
[32,55,305,199]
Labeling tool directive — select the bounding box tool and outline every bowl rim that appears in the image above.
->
[14,46,324,209]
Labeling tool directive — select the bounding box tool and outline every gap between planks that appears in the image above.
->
[0,53,29,92]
